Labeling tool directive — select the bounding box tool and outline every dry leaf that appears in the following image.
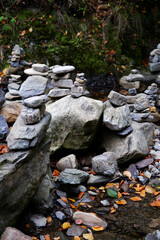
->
[140,189,146,197]
[92,226,104,231]
[61,197,68,203]
[47,216,52,223]
[145,186,156,194]
[122,192,130,196]
[44,235,51,240]
[130,196,142,201]
[110,207,116,214]
[99,186,105,190]
[129,183,135,188]
[78,192,85,199]
[29,27,33,32]
[62,222,70,229]
[134,185,145,192]
[74,237,81,240]
[118,191,122,198]
[70,204,76,209]
[89,186,96,190]
[154,191,160,196]
[52,169,60,177]
[21,30,26,36]
[83,233,94,240]
[26,224,30,228]
[150,200,160,207]
[68,198,76,202]
[123,171,131,179]
[116,199,127,205]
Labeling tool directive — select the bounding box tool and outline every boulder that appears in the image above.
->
[46,95,103,152]
[56,154,78,171]
[0,102,23,123]
[0,227,32,240]
[19,76,48,99]
[103,102,131,131]
[0,90,5,108]
[0,115,9,140]
[100,121,154,164]
[108,90,126,106]
[7,112,51,150]
[58,169,89,185]
[119,76,140,90]
[0,139,50,234]
[92,152,117,176]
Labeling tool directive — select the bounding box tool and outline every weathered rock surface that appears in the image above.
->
[92,152,117,176]
[73,211,107,228]
[20,105,45,125]
[51,79,74,88]
[58,169,89,185]
[145,230,160,240]
[30,214,47,228]
[5,92,21,100]
[134,96,150,112]
[108,90,126,106]
[56,154,78,171]
[24,68,48,76]
[48,88,71,98]
[0,227,32,240]
[23,95,47,108]
[46,95,103,152]
[0,115,9,140]
[87,174,110,185]
[7,112,51,149]
[103,102,131,131]
[0,102,23,123]
[19,76,48,99]
[32,64,49,73]
[66,224,85,237]
[0,90,5,107]
[52,65,75,75]
[100,121,154,164]
[119,76,140,90]
[0,140,50,234]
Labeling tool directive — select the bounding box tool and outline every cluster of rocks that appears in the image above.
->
[6,44,31,76]
[149,43,160,72]
[24,63,49,76]
[5,74,22,100]
[71,72,88,98]
[48,65,75,100]
[119,69,144,90]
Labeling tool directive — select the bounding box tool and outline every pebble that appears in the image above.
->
[136,158,154,169]
[66,224,85,237]
[100,199,110,206]
[30,214,47,228]
[55,211,66,221]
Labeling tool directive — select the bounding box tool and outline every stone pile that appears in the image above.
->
[6,74,51,150]
[71,73,88,98]
[6,44,31,76]
[119,69,144,90]
[24,63,49,76]
[5,74,22,100]
[103,90,132,135]
[48,65,75,101]
[149,43,160,72]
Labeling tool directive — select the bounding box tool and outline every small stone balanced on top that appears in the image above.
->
[149,43,160,72]
[6,67,51,150]
[119,69,144,90]
[71,73,88,98]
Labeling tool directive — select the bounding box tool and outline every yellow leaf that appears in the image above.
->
[62,222,70,229]
[110,207,116,214]
[83,233,94,240]
[134,185,145,192]
[118,191,122,199]
[29,27,33,32]
[140,189,146,197]
[123,171,131,179]
[74,237,81,240]
[92,226,104,231]
[68,198,76,202]
[89,186,96,190]
[129,183,135,188]
[116,199,127,205]
[99,186,105,190]
[145,186,156,194]
[61,197,68,203]
[130,196,142,201]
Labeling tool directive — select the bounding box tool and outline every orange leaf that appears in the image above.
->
[134,185,145,192]
[62,222,70,229]
[88,170,96,174]
[21,30,26,36]
[47,216,52,223]
[140,189,146,198]
[44,235,51,240]
[130,196,142,201]
[61,197,68,203]
[70,204,76,209]
[78,192,85,199]
[154,191,160,196]
[91,196,95,201]
[26,224,30,228]
[89,186,96,190]
[52,169,59,177]
[116,199,127,205]
[74,237,81,240]
[110,207,116,214]
[150,200,160,207]
[145,186,156,194]
[92,226,104,231]
[122,192,130,196]
[1,145,10,153]
[83,233,94,240]
[118,191,122,199]
[123,171,131,179]
[68,198,76,202]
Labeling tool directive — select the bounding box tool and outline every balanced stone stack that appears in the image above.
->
[6,74,51,149]
[24,63,49,77]
[131,95,154,122]
[71,73,88,98]
[149,43,160,72]
[103,90,132,136]
[119,69,144,90]
[5,75,22,100]
[6,44,31,76]
[48,65,75,101]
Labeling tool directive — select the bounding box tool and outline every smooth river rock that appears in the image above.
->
[0,102,23,123]
[0,90,5,107]
[52,65,75,75]
[46,95,103,152]
[0,115,9,140]
[58,169,89,185]
[0,227,32,240]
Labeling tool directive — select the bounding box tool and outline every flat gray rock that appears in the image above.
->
[52,65,75,75]
[92,152,117,176]
[103,102,132,131]
[119,76,140,90]
[1,227,32,240]
[134,95,150,112]
[87,174,110,185]
[51,79,74,88]
[66,224,85,237]
[23,95,48,108]
[131,112,154,122]
[6,112,51,149]
[0,115,9,140]
[32,64,49,73]
[0,90,5,107]
[149,62,160,72]
[48,88,71,98]
[5,92,21,100]
[56,154,78,171]
[108,90,126,106]
[30,214,47,227]
[19,76,48,99]
[24,68,48,76]
[58,169,89,185]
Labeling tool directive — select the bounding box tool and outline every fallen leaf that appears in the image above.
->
[29,27,33,32]
[134,185,145,192]
[89,186,96,190]
[123,171,131,179]
[150,200,160,207]
[70,204,76,209]
[118,191,122,198]
[140,189,146,197]
[78,192,85,199]
[52,169,59,177]
[130,196,142,201]
[155,191,160,196]
[44,235,51,240]
[61,197,68,203]
[47,216,52,223]
[92,226,104,231]
[74,237,81,240]
[68,198,76,202]
[83,233,94,240]
[26,224,30,228]
[116,199,127,205]
[99,186,105,190]
[62,222,70,229]
[110,207,116,214]
[122,192,130,196]
[145,186,156,194]
[107,189,118,198]
[21,30,26,36]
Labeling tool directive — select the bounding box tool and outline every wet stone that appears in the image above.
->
[30,214,47,228]
[66,224,85,237]
[136,158,154,169]
[55,211,66,221]
[100,199,110,206]
[0,115,9,140]
[58,169,89,185]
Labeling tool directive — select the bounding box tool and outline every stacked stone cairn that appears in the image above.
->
[5,74,22,100]
[103,90,133,136]
[71,72,88,98]
[149,43,160,72]
[0,89,9,140]
[24,63,49,77]
[48,65,75,101]
[119,69,144,90]
[6,72,51,150]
